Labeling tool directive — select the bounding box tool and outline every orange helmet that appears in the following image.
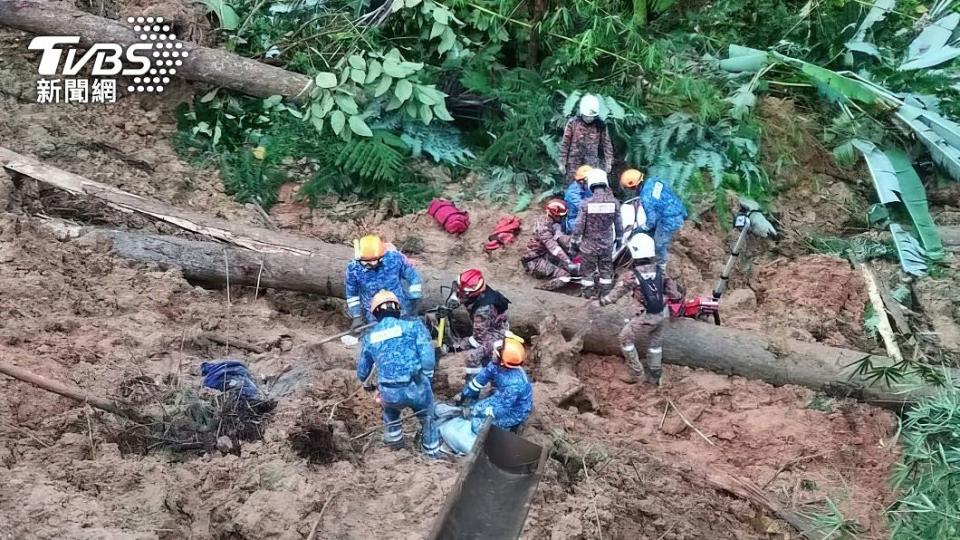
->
[457,268,485,298]
[574,165,592,181]
[545,199,568,219]
[371,290,400,315]
[355,235,385,265]
[498,338,525,368]
[620,169,644,189]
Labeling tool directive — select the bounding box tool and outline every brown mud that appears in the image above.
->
[2,13,957,540]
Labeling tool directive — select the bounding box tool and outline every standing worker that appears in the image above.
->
[571,169,622,299]
[599,234,682,386]
[460,335,533,434]
[559,95,614,182]
[447,269,511,378]
[620,169,687,271]
[345,234,423,329]
[521,199,579,290]
[356,290,440,456]
[563,165,593,234]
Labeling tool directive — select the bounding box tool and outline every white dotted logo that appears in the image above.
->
[125,16,187,94]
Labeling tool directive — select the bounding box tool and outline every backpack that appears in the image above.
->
[484,215,522,251]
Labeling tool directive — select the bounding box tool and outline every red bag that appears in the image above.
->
[427,199,470,235]
[484,215,522,251]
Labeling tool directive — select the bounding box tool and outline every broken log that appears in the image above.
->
[3,148,952,406]
[0,1,312,100]
[0,362,149,423]
[79,228,953,406]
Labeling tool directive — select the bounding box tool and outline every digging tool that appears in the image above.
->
[428,419,550,540]
[312,323,375,348]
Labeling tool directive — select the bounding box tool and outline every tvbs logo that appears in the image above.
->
[29,16,187,104]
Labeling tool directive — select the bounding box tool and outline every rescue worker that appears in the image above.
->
[345,234,423,329]
[559,95,614,182]
[563,165,593,234]
[522,199,579,290]
[599,234,682,386]
[621,169,687,271]
[448,269,510,377]
[571,169,622,299]
[460,335,533,433]
[356,290,440,456]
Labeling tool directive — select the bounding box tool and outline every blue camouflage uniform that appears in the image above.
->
[345,250,423,322]
[357,316,440,456]
[461,362,533,433]
[638,177,688,268]
[563,182,592,235]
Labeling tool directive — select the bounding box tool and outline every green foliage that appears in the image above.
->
[372,113,476,165]
[627,113,766,196]
[890,388,960,539]
[335,130,408,183]
[802,497,864,540]
[809,235,894,262]
[198,0,241,30]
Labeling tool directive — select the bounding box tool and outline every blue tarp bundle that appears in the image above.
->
[200,360,260,398]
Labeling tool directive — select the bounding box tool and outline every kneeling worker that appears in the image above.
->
[521,199,579,290]
[460,335,533,433]
[356,290,440,457]
[599,234,682,386]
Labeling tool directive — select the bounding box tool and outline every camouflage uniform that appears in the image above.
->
[603,263,682,382]
[572,189,622,298]
[522,215,574,290]
[461,288,510,374]
[559,117,614,182]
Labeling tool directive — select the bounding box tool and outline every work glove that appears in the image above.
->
[350,317,365,332]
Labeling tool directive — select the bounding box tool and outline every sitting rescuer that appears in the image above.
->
[356,290,441,457]
[447,269,511,378]
[599,234,682,386]
[345,234,423,329]
[459,334,533,434]
[571,169,622,299]
[521,199,580,290]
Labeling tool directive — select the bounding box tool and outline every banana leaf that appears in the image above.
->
[900,12,960,70]
[719,45,769,73]
[896,104,960,182]
[889,224,928,276]
[852,139,900,205]
[845,0,896,59]
[886,149,945,260]
[771,53,883,106]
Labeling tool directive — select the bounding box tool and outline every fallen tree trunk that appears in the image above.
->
[0,1,312,100]
[3,148,949,405]
[942,226,960,249]
[0,362,149,422]
[82,228,950,406]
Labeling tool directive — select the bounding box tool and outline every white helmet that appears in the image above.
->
[579,94,600,117]
[627,233,656,260]
[585,168,608,189]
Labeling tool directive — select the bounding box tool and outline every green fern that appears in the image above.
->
[335,130,408,183]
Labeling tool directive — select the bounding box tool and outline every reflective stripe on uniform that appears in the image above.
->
[580,280,595,287]
[652,182,664,199]
[423,440,441,451]
[468,379,484,392]
[370,325,403,343]
[598,278,613,285]
[464,366,482,374]
[588,202,616,214]
[384,424,403,442]
[423,371,434,379]
[347,296,361,306]
[468,336,480,349]
[648,347,663,354]
[409,284,422,294]
[622,344,636,352]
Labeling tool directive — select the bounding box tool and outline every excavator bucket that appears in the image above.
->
[427,421,550,540]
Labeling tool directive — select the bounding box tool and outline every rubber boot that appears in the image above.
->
[620,345,643,384]
[646,347,663,387]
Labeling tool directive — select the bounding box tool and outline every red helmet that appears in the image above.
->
[545,199,568,219]
[457,268,485,298]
